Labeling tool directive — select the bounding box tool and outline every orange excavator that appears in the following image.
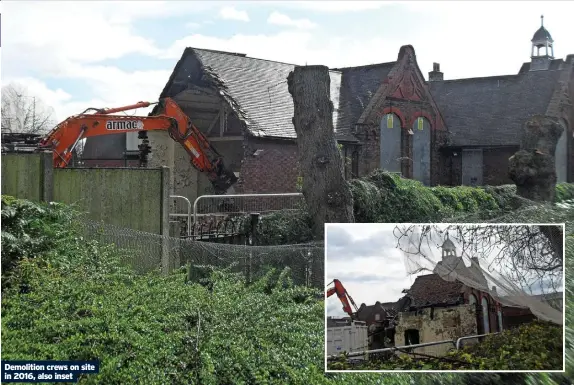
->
[326,279,359,320]
[4,98,237,195]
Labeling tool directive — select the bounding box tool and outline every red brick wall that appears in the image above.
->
[238,137,299,193]
[356,100,446,185]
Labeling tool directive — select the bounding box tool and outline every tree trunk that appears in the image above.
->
[508,115,564,202]
[287,66,355,238]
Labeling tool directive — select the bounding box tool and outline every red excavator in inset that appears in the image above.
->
[1,98,238,195]
[326,279,360,320]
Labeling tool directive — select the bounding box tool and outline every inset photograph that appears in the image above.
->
[325,223,565,371]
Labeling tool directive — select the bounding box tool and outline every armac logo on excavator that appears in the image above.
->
[105,120,144,130]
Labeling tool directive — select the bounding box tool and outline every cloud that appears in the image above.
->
[218,6,250,22]
[331,273,407,284]
[185,22,202,30]
[273,1,399,13]
[160,30,405,67]
[1,1,179,121]
[326,225,399,260]
[267,12,317,29]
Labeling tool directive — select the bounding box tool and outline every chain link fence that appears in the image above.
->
[79,218,324,288]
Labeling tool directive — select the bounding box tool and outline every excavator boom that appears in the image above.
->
[326,279,359,319]
[37,98,237,195]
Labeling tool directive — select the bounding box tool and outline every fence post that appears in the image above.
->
[247,213,260,283]
[170,220,181,270]
[41,151,54,203]
[160,166,171,275]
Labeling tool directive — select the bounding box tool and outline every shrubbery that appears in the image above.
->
[2,180,573,384]
[328,321,563,371]
[258,171,574,243]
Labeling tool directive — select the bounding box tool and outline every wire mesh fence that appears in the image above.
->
[78,217,324,288]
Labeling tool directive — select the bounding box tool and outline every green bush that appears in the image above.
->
[257,171,574,244]
[1,196,76,286]
[2,195,573,385]
[556,183,574,202]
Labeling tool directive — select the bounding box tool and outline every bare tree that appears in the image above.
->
[1,83,56,134]
[393,224,564,294]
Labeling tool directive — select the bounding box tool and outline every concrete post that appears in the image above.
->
[160,166,171,275]
[170,220,182,270]
[247,213,260,284]
[41,152,54,203]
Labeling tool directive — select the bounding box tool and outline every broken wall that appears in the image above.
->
[394,304,477,356]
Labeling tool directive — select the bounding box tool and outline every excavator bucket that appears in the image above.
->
[208,164,239,195]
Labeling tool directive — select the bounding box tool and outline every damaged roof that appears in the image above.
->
[332,63,396,132]
[159,47,569,147]
[429,69,562,147]
[159,48,398,142]
[402,273,465,308]
[357,300,399,320]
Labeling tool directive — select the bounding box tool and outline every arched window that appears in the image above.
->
[380,113,402,174]
[375,313,381,321]
[481,297,490,334]
[412,117,431,186]
[497,309,503,332]
[468,294,477,306]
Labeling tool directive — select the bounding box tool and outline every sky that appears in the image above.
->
[325,224,563,318]
[326,223,438,317]
[1,1,574,123]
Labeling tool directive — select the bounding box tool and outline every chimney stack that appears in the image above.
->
[429,62,444,81]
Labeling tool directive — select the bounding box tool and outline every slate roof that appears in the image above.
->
[429,69,562,147]
[332,63,395,132]
[357,301,399,321]
[381,301,399,317]
[403,273,465,308]
[159,47,567,148]
[532,26,553,43]
[159,48,400,142]
[518,59,565,73]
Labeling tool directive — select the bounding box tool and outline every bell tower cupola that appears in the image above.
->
[530,15,554,71]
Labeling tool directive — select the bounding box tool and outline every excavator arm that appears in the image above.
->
[38,98,238,195]
[326,279,359,319]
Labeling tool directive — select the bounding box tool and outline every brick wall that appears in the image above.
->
[238,137,299,193]
[354,126,381,177]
